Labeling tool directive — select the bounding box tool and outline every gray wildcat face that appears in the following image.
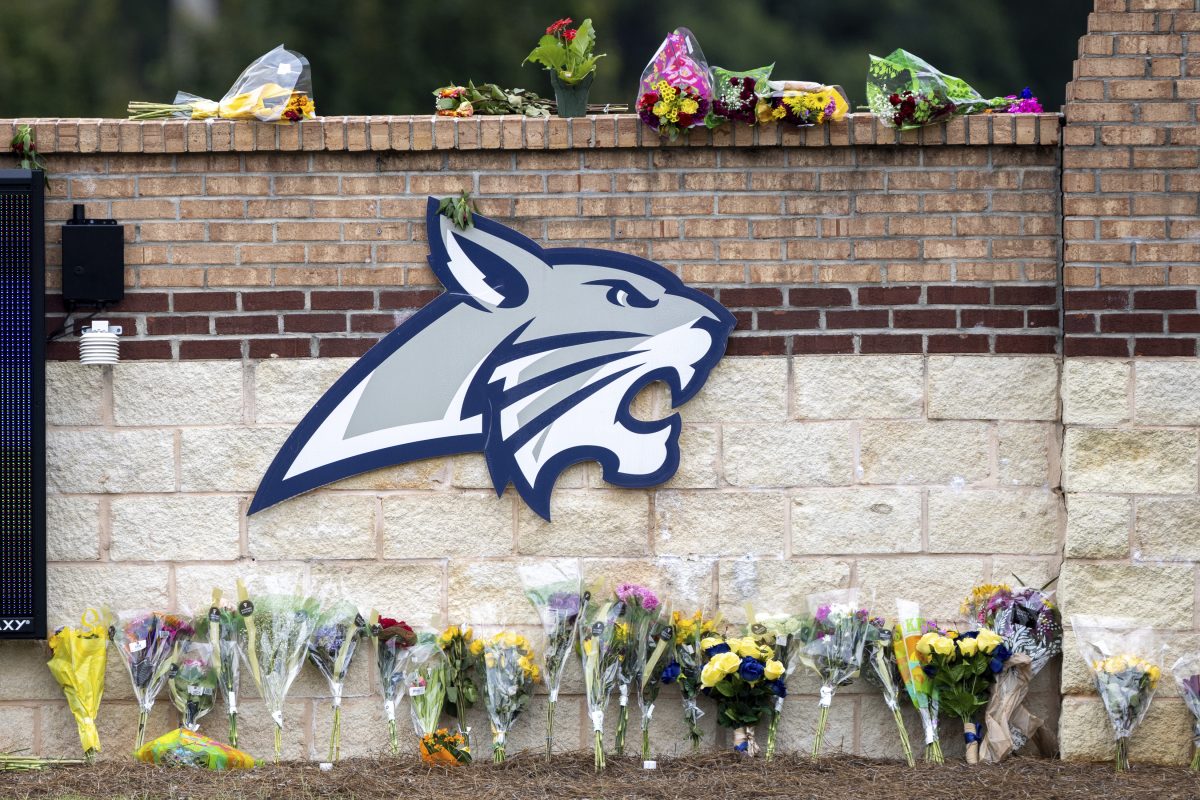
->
[249,198,736,521]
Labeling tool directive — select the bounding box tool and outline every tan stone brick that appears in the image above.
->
[1063,428,1198,494]
[1065,494,1132,558]
[927,356,1059,421]
[1134,360,1200,425]
[717,558,850,624]
[584,556,718,612]
[927,488,1060,554]
[308,562,444,626]
[859,421,990,485]
[111,495,242,561]
[0,640,70,701]
[47,564,170,628]
[1135,497,1200,560]
[382,492,512,558]
[1059,696,1190,765]
[48,430,175,494]
[46,362,106,426]
[655,492,787,556]
[997,422,1056,487]
[253,357,356,423]
[248,493,376,560]
[41,698,179,760]
[447,560,539,627]
[179,427,289,492]
[518,491,649,556]
[793,355,924,420]
[46,495,101,562]
[112,361,243,426]
[1062,360,1130,425]
[723,423,854,488]
[856,556,987,621]
[676,358,788,422]
[791,489,922,555]
[1059,562,1194,628]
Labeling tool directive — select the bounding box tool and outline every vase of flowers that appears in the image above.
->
[524,17,604,118]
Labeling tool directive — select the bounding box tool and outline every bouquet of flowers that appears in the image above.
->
[480,631,539,763]
[196,591,243,746]
[635,607,675,763]
[308,600,365,762]
[46,609,109,761]
[434,82,554,118]
[863,622,915,766]
[109,609,195,748]
[964,582,1063,761]
[167,641,218,732]
[404,639,470,765]
[699,633,784,756]
[866,49,1018,129]
[437,624,483,742]
[10,124,48,182]
[756,80,850,126]
[519,562,582,757]
[744,611,805,760]
[369,612,418,755]
[523,17,604,87]
[797,589,877,756]
[704,65,773,127]
[128,45,315,122]
[1073,615,1165,772]
[235,581,320,760]
[580,584,623,770]
[665,610,718,752]
[636,28,713,139]
[1172,654,1200,770]
[894,599,943,762]
[916,626,1009,763]
[614,583,660,756]
[134,728,260,770]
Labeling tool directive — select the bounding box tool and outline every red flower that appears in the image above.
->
[637,91,659,109]
[546,17,573,36]
[563,27,577,41]
[677,112,694,128]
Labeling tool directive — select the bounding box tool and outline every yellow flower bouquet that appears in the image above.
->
[480,631,539,763]
[46,609,110,762]
[755,80,849,126]
[915,626,1010,764]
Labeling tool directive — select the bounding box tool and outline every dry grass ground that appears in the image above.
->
[5,752,1200,800]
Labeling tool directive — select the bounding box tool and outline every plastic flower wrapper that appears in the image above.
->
[404,638,470,765]
[46,609,109,761]
[614,583,660,755]
[755,80,850,126]
[134,728,259,770]
[636,28,713,139]
[519,561,582,757]
[194,590,243,746]
[479,630,538,763]
[866,49,1011,130]
[667,610,719,752]
[308,600,365,763]
[894,599,943,763]
[235,580,320,760]
[704,65,773,127]
[167,641,218,732]
[916,625,1010,764]
[1073,615,1165,772]
[743,609,805,760]
[128,44,315,122]
[579,583,623,770]
[108,608,195,749]
[367,611,417,754]
[863,622,915,766]
[699,633,781,756]
[1172,653,1200,770]
[635,606,675,764]
[797,588,876,756]
[437,622,483,744]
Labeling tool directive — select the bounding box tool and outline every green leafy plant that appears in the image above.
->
[437,191,476,231]
[523,18,604,85]
[10,125,48,184]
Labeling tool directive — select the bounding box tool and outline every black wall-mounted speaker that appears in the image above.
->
[0,169,45,640]
[62,204,124,309]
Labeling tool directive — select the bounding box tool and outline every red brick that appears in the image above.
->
[312,290,376,311]
[726,335,787,356]
[927,334,989,353]
[1027,309,1061,328]
[284,313,346,333]
[318,338,377,358]
[858,286,922,305]
[961,309,1026,328]
[174,292,237,312]
[380,289,443,309]
[146,316,210,336]
[756,310,821,330]
[860,334,923,354]
[180,339,242,359]
[1134,338,1197,356]
[242,291,307,311]
[995,335,1058,354]
[826,310,889,329]
[789,288,852,307]
[217,315,279,335]
[790,335,855,354]
[120,340,174,360]
[1133,290,1198,309]
[1099,313,1165,333]
[1065,313,1098,334]
[927,286,990,305]
[248,338,311,359]
[894,309,957,328]
[1169,314,1200,333]
[1065,337,1131,357]
[115,292,170,312]
[732,311,754,330]
[350,313,400,333]
[993,286,1058,306]
[1064,290,1129,310]
[719,288,784,307]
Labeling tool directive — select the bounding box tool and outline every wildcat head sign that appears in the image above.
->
[249,198,735,520]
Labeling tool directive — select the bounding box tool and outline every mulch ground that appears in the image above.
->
[5,752,1200,800]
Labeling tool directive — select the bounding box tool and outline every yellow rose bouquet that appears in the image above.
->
[480,631,539,763]
[915,625,1010,764]
[1073,615,1165,772]
[128,45,315,123]
[699,634,785,757]
[744,611,805,760]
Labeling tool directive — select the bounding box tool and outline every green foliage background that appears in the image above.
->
[0,0,1090,117]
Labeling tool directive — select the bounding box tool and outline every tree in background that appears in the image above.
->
[0,0,1090,117]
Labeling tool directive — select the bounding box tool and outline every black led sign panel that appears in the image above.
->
[0,170,45,639]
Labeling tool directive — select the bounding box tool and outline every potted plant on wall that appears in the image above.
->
[523,17,604,117]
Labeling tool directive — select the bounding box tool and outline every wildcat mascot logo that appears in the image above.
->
[249,198,735,521]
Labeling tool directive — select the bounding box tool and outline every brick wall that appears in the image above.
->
[1062,0,1200,356]
[3,113,1063,360]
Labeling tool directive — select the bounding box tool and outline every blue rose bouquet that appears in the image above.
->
[699,634,785,757]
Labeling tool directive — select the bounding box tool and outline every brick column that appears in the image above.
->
[1063,0,1200,356]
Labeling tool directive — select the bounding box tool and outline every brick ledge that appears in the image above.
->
[3,113,1062,154]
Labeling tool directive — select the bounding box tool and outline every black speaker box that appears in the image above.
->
[62,204,124,308]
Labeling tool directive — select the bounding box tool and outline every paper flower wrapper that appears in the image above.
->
[135,728,259,770]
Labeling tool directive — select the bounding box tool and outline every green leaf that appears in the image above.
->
[570,18,594,58]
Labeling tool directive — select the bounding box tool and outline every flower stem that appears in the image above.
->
[812,704,830,757]
[229,712,238,748]
[766,709,781,760]
[1190,744,1200,771]
[1116,737,1129,773]
[893,707,915,767]
[274,724,282,761]
[135,710,148,751]
[925,738,944,764]
[388,719,399,756]
[593,730,605,771]
[328,705,341,762]
[546,699,555,759]
[642,725,651,761]
[615,704,628,756]
[690,731,701,753]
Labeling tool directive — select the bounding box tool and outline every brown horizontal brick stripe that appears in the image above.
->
[1062,0,1200,357]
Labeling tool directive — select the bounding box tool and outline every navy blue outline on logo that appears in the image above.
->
[248,197,735,521]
